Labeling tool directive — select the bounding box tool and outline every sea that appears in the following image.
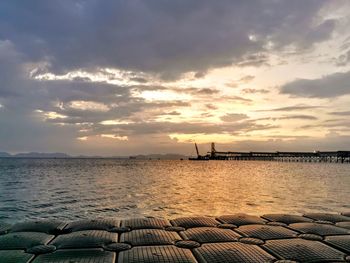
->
[0,158,349,223]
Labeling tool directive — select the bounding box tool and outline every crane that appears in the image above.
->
[189,142,209,160]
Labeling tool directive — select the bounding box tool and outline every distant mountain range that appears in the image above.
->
[0,152,70,158]
[0,151,188,160]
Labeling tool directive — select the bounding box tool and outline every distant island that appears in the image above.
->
[0,151,187,160]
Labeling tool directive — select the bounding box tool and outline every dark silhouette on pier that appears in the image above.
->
[190,143,350,163]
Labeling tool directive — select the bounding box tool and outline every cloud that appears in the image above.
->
[281,71,350,98]
[89,119,277,137]
[195,88,220,95]
[129,77,148,83]
[194,71,207,79]
[329,111,350,116]
[220,113,249,122]
[0,0,332,78]
[205,104,217,110]
[225,75,256,89]
[255,114,318,122]
[214,133,350,152]
[239,75,255,83]
[277,115,317,120]
[131,85,220,97]
[220,95,252,103]
[236,53,270,67]
[300,118,350,130]
[301,19,337,47]
[256,105,321,112]
[242,88,269,94]
[0,1,348,155]
[163,111,181,116]
[335,50,350,66]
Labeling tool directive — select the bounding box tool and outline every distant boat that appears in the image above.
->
[188,143,209,161]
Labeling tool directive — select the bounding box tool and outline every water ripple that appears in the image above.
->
[0,158,349,223]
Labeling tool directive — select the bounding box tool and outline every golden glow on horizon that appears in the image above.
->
[29,31,350,148]
[77,134,129,143]
[100,134,128,140]
[68,100,109,112]
[35,110,67,120]
[134,90,191,102]
[100,120,131,125]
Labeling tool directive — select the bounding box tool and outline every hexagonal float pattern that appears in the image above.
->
[0,213,349,262]
[170,217,219,228]
[288,222,350,236]
[235,224,298,240]
[0,232,54,250]
[0,222,11,234]
[118,245,197,263]
[324,235,350,253]
[217,213,267,226]
[64,219,120,232]
[262,214,313,224]
[10,220,66,235]
[193,242,276,263]
[50,230,118,249]
[304,213,350,223]
[0,250,34,263]
[121,217,171,230]
[180,227,241,243]
[33,248,115,263]
[263,238,346,262]
[120,229,181,246]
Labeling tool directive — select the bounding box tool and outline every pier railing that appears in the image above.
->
[207,151,350,163]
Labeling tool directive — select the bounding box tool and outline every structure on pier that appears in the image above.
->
[190,142,350,163]
[188,143,209,160]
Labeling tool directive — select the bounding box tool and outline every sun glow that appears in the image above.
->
[100,134,128,140]
[134,90,191,102]
[100,120,131,125]
[68,101,109,112]
[35,110,67,120]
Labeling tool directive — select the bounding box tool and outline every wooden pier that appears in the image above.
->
[191,143,350,163]
[210,150,350,163]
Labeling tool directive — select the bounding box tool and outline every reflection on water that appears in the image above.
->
[0,159,349,223]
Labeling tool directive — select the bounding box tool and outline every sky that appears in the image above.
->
[1,0,350,156]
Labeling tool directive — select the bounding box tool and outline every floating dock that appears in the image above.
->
[1,212,350,262]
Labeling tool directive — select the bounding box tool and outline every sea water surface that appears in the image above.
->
[0,158,349,223]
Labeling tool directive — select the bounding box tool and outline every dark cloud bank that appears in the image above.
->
[0,0,348,154]
[281,71,350,98]
[0,0,333,77]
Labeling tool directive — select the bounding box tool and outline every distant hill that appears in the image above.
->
[0,152,11,157]
[0,151,187,159]
[14,152,71,158]
[0,152,71,158]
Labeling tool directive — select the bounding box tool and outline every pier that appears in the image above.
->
[190,143,350,163]
[0,212,349,262]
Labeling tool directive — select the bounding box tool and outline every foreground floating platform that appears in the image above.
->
[1,212,350,262]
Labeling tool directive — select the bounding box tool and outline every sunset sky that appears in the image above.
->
[1,0,350,156]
